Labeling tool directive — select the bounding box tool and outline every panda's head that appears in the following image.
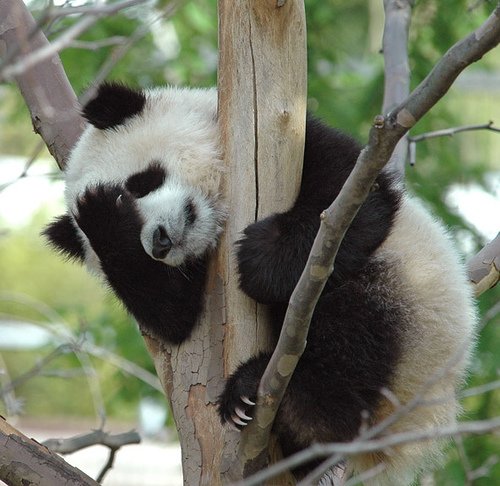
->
[46,83,226,270]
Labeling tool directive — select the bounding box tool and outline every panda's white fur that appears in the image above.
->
[44,83,477,485]
[348,195,476,484]
[64,86,225,272]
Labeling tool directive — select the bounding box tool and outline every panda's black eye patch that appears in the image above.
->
[126,163,166,198]
[185,199,197,226]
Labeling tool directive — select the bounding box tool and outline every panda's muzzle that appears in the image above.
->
[152,225,173,259]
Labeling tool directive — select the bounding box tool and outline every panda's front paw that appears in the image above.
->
[217,353,270,430]
[218,392,256,431]
[74,184,141,253]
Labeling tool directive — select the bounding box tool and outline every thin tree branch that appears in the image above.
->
[0,292,164,392]
[79,0,184,106]
[408,121,500,165]
[409,121,500,142]
[97,447,117,483]
[0,344,72,397]
[0,0,149,80]
[238,417,500,486]
[68,36,128,50]
[43,429,140,454]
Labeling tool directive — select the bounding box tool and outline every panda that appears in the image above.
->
[44,83,476,485]
[44,83,226,344]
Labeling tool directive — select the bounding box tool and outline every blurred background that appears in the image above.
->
[0,0,499,484]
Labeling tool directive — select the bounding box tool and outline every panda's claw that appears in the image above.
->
[241,396,256,406]
[236,406,253,421]
[231,415,248,427]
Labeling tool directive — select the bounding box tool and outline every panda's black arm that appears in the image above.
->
[236,207,320,304]
[101,252,207,344]
[237,117,400,305]
[43,214,86,262]
[74,184,206,344]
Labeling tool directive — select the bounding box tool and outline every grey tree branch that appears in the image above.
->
[237,417,500,486]
[408,121,500,165]
[0,416,99,486]
[49,430,137,484]
[381,0,414,176]
[0,344,72,398]
[468,232,500,296]
[43,428,140,455]
[0,0,149,80]
[409,121,500,142]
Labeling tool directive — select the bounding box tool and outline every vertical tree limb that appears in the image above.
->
[162,0,306,484]
[381,0,414,176]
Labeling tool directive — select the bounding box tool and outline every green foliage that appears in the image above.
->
[0,211,163,421]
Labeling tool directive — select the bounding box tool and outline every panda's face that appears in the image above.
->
[126,162,225,267]
[51,83,226,273]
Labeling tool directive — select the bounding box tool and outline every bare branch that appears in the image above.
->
[68,36,128,51]
[409,121,500,142]
[0,344,72,397]
[43,429,140,454]
[0,0,149,80]
[239,417,500,486]
[97,447,117,483]
[50,427,143,485]
[0,292,164,392]
[388,5,500,126]
[459,379,500,399]
[468,232,500,296]
[79,0,184,106]
[0,416,99,486]
[408,121,500,165]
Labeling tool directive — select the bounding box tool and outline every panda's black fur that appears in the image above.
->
[44,83,476,485]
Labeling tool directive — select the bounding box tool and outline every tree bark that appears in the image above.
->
[381,0,413,176]
[145,1,307,483]
[0,417,99,486]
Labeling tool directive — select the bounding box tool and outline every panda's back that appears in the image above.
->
[347,194,477,483]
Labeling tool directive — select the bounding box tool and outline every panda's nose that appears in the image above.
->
[152,225,172,259]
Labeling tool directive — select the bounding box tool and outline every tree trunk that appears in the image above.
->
[145,1,307,484]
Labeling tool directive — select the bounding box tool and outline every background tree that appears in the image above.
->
[0,0,499,484]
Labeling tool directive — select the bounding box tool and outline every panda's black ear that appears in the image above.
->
[82,82,146,130]
[42,214,85,262]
